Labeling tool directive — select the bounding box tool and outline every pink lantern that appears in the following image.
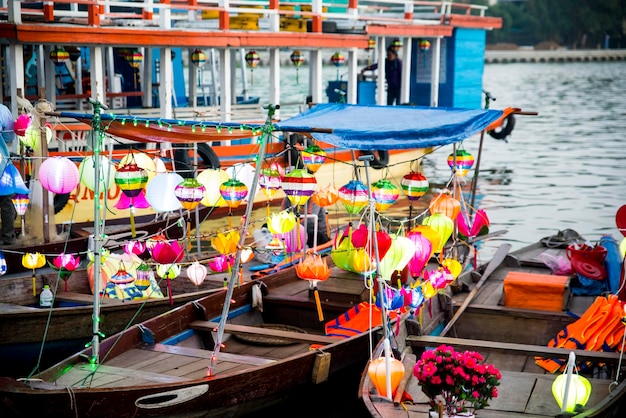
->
[208,254,234,273]
[38,156,80,194]
[274,224,306,255]
[14,114,31,137]
[458,209,490,239]
[124,240,147,257]
[407,231,433,278]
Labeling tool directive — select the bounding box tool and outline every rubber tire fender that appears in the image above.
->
[488,114,515,140]
[174,143,221,178]
[361,150,389,169]
[54,193,70,214]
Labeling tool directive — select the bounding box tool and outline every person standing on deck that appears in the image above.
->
[360,46,402,106]
[0,104,17,245]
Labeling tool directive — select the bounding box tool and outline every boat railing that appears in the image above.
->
[4,0,492,31]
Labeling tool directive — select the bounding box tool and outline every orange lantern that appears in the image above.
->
[311,183,339,207]
[211,231,240,255]
[429,192,460,221]
[296,253,331,321]
[368,355,405,398]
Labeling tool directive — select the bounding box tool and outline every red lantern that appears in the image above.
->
[296,253,331,321]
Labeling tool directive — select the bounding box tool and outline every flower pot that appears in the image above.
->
[428,412,475,418]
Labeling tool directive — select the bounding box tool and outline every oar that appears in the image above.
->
[439,243,511,337]
[616,204,626,237]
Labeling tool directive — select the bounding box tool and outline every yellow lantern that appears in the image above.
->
[552,353,592,413]
[23,252,46,296]
[197,168,229,207]
[211,231,240,255]
[267,210,297,235]
[422,213,454,254]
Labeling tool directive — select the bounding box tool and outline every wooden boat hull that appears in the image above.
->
[359,240,626,418]
[0,257,391,417]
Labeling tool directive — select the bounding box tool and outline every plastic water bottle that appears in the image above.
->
[40,285,53,308]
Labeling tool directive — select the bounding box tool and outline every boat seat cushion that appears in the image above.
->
[503,272,570,311]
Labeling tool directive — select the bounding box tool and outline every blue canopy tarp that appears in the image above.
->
[273,103,506,150]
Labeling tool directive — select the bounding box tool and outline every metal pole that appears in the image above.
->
[209,104,278,376]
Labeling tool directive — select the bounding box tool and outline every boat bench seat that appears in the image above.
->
[189,320,339,345]
[406,335,622,364]
[55,292,126,305]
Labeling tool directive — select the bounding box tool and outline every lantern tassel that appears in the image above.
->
[32,272,36,296]
[130,204,136,238]
[313,282,324,321]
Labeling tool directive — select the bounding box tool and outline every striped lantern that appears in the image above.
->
[245,50,260,85]
[290,50,305,83]
[39,156,80,194]
[110,265,134,285]
[366,38,376,51]
[330,52,345,67]
[281,169,317,207]
[447,149,475,177]
[50,47,70,66]
[372,179,399,212]
[115,163,148,198]
[419,40,431,52]
[175,177,206,211]
[190,49,207,67]
[338,180,369,215]
[12,193,29,216]
[259,167,282,199]
[401,171,429,201]
[301,144,327,173]
[134,262,154,291]
[219,178,248,209]
[126,50,143,69]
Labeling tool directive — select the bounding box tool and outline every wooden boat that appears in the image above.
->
[359,237,626,417]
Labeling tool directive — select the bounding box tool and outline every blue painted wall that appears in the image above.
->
[409,28,486,109]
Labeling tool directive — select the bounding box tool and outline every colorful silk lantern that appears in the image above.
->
[368,355,405,398]
[350,223,392,261]
[419,40,431,52]
[441,258,462,279]
[366,38,376,51]
[447,148,475,177]
[296,253,331,321]
[391,38,403,51]
[12,193,29,238]
[187,261,208,286]
[124,240,147,257]
[311,183,339,208]
[339,180,368,215]
[115,163,148,199]
[78,155,116,192]
[23,252,46,296]
[211,231,240,255]
[429,192,461,221]
[458,208,490,239]
[219,178,248,209]
[259,167,282,200]
[281,168,317,207]
[267,210,297,235]
[330,51,345,80]
[372,179,399,212]
[21,125,52,149]
[290,50,304,83]
[175,177,205,211]
[134,262,154,291]
[245,50,260,85]
[197,168,229,207]
[190,49,207,67]
[125,49,143,69]
[407,231,433,278]
[151,240,185,265]
[105,262,144,301]
[119,152,157,180]
[422,213,454,254]
[155,263,182,304]
[301,144,327,173]
[39,156,80,194]
[49,253,80,292]
[401,171,429,201]
[50,47,70,66]
[145,172,184,212]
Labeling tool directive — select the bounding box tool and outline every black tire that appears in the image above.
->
[174,143,221,178]
[488,114,515,140]
[54,193,70,214]
[361,150,389,169]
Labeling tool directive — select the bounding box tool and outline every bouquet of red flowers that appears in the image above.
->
[413,344,501,416]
